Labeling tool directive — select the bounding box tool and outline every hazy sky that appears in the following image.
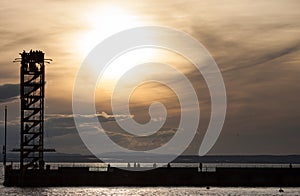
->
[0,0,300,155]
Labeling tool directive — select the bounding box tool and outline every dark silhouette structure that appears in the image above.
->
[4,166,300,187]
[2,106,7,168]
[13,50,53,170]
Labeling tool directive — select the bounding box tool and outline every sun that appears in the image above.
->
[77,5,160,87]
[77,5,141,58]
[76,5,177,94]
[98,48,158,89]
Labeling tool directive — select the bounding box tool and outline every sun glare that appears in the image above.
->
[76,5,162,90]
[77,5,141,58]
[76,5,186,95]
[99,48,157,88]
[97,48,188,93]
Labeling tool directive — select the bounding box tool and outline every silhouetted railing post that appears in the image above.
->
[3,106,7,168]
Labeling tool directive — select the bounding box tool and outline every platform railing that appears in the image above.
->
[5,162,300,171]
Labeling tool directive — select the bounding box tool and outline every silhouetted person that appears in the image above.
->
[107,164,110,172]
[199,163,203,172]
[289,163,293,168]
[167,163,171,168]
[127,163,130,168]
[153,163,157,168]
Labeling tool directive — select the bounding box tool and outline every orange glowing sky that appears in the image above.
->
[0,0,300,155]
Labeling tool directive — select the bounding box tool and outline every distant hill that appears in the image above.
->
[173,155,300,164]
[1,153,300,163]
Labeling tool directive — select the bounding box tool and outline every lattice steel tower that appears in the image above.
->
[15,50,52,170]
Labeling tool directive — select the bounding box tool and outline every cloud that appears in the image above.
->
[97,111,134,122]
[0,83,19,103]
[104,127,178,151]
[44,112,134,137]
[221,40,300,73]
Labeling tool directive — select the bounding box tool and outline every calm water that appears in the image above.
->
[1,165,300,195]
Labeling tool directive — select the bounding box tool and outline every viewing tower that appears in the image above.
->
[14,50,54,170]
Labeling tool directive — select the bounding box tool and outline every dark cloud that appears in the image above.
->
[222,41,300,73]
[0,83,19,102]
[97,111,134,122]
[105,126,178,151]
[44,112,133,137]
